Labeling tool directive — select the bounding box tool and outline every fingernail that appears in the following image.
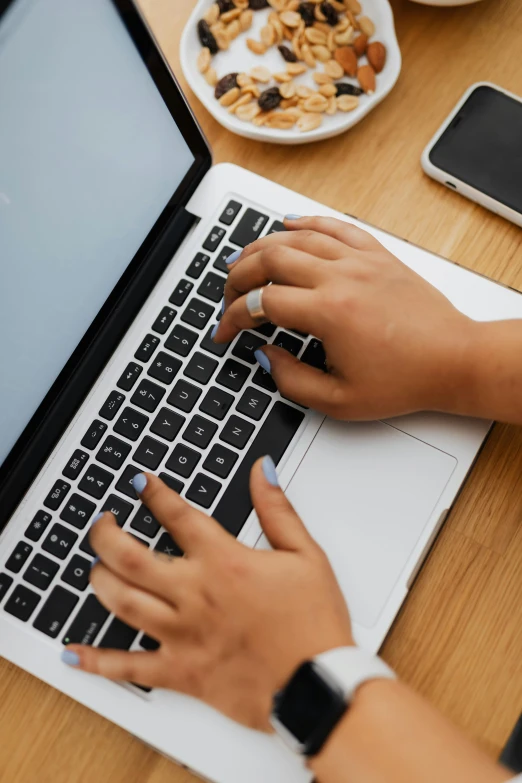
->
[226,249,241,265]
[90,556,100,570]
[132,473,147,494]
[61,649,80,667]
[220,298,225,315]
[262,455,279,487]
[284,214,302,221]
[254,349,271,374]
[211,324,219,341]
[91,512,104,525]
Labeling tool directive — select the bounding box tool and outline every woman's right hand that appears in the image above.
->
[213,216,478,421]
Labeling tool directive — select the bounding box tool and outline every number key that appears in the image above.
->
[181,298,214,330]
[78,464,114,500]
[148,351,182,386]
[131,379,166,413]
[60,493,96,529]
[42,523,78,560]
[165,324,198,358]
[114,406,148,442]
[96,435,131,471]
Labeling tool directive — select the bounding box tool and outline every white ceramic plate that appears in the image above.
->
[180,0,402,145]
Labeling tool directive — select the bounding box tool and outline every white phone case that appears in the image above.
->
[421,81,522,228]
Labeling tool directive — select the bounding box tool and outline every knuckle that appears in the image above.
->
[261,245,281,272]
[113,593,137,619]
[119,546,144,575]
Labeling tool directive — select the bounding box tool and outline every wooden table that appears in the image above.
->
[2,1,522,781]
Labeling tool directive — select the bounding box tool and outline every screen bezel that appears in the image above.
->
[0,0,212,527]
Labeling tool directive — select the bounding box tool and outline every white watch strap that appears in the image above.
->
[315,647,396,702]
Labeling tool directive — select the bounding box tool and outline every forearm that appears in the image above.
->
[309,679,511,783]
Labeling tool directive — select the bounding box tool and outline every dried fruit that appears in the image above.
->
[334,46,357,76]
[358,16,375,38]
[197,47,211,73]
[367,41,386,73]
[353,33,368,57]
[297,112,323,132]
[258,86,282,111]
[215,73,239,99]
[219,86,241,106]
[357,64,376,94]
[320,1,339,26]
[337,94,359,111]
[335,82,363,96]
[197,20,219,55]
[217,0,235,11]
[298,2,316,26]
[249,0,269,7]
[278,44,298,62]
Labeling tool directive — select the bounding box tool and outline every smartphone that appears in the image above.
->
[422,82,522,227]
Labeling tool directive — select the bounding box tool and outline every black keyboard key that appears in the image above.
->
[229,208,268,248]
[101,494,134,526]
[253,322,277,338]
[200,325,229,358]
[6,541,33,574]
[216,359,250,392]
[203,444,239,479]
[62,594,109,646]
[131,379,166,413]
[78,464,113,500]
[169,279,193,307]
[115,464,143,500]
[43,480,71,511]
[252,365,277,393]
[203,225,226,252]
[42,523,78,560]
[220,415,255,450]
[114,406,148,442]
[184,352,218,385]
[232,332,267,365]
[135,334,160,363]
[186,473,222,509]
[130,505,160,538]
[166,444,201,479]
[167,380,202,413]
[62,555,91,591]
[214,245,236,274]
[99,617,139,650]
[266,220,286,234]
[159,472,185,494]
[81,420,108,451]
[273,330,304,356]
[24,554,59,590]
[63,449,89,481]
[134,436,168,471]
[181,298,214,331]
[152,307,176,335]
[154,531,183,558]
[80,532,96,558]
[4,585,40,622]
[33,586,79,638]
[99,391,125,421]
[150,407,185,442]
[301,338,327,372]
[96,435,132,471]
[60,493,96,529]
[117,362,143,392]
[25,510,52,542]
[236,387,271,421]
[140,634,160,651]
[165,324,198,358]
[186,252,210,280]
[0,573,13,603]
[214,401,305,536]
[148,351,182,385]
[198,272,226,303]
[219,200,242,225]
[199,387,234,421]
[183,415,218,449]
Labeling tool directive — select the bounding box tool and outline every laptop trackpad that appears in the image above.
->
[284,419,457,628]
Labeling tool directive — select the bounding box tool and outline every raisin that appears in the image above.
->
[278,44,298,63]
[320,1,339,26]
[258,87,282,112]
[215,73,239,100]
[217,0,235,12]
[336,82,363,97]
[298,2,315,26]
[249,0,269,8]
[197,20,219,55]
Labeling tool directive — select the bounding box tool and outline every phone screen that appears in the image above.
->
[429,85,522,215]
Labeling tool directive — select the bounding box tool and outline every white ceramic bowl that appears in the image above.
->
[180,0,402,145]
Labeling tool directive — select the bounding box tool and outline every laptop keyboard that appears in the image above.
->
[0,197,327,668]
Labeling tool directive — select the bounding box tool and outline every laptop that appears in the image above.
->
[1,1,522,781]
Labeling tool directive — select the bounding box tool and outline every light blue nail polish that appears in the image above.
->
[61,649,80,667]
[254,349,271,374]
[132,473,147,494]
[90,556,100,570]
[211,324,219,341]
[220,298,225,315]
[262,455,279,487]
[226,249,241,265]
[284,214,302,221]
[92,512,104,525]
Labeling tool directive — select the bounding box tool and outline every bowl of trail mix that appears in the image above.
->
[180,0,401,144]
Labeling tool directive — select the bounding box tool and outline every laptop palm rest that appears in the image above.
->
[282,419,457,629]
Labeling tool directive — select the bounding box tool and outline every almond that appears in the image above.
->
[334,46,357,77]
[367,41,387,74]
[353,33,368,57]
[358,16,376,38]
[357,64,376,95]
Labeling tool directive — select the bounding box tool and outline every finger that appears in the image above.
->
[229,228,350,269]
[257,345,348,418]
[284,215,378,251]
[215,285,319,345]
[249,457,315,552]
[62,645,167,687]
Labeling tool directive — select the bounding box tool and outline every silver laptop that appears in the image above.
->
[1,1,521,782]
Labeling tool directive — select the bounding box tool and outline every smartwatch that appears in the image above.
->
[270,647,396,757]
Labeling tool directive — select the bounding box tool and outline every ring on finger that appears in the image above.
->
[246,287,267,321]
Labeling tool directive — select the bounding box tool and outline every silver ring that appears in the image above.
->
[246,287,267,321]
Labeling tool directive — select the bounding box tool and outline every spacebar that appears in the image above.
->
[213,401,305,537]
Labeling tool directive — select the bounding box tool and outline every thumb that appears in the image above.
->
[249,456,314,552]
[258,345,347,418]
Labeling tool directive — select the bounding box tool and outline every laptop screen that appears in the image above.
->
[0,0,203,473]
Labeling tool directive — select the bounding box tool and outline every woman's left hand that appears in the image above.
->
[62,462,353,731]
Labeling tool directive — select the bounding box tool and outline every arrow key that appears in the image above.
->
[186,473,222,509]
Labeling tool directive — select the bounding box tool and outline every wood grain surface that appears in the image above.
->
[1,1,522,781]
